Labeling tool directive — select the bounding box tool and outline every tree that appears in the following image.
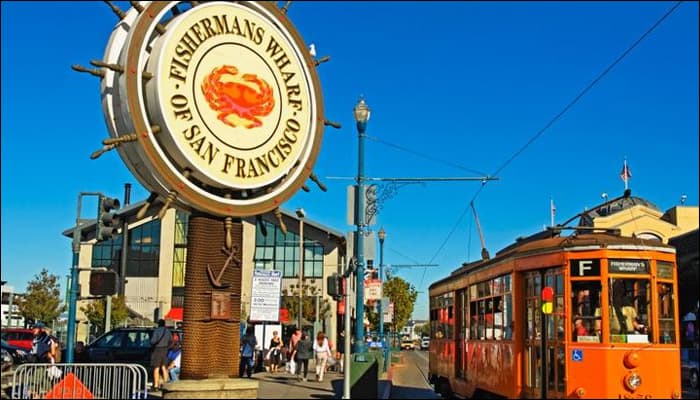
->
[16,268,65,326]
[366,276,418,335]
[415,323,431,338]
[80,295,129,333]
[280,280,331,331]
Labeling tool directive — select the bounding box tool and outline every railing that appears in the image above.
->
[11,363,148,399]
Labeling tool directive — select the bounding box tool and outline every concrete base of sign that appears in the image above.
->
[161,378,258,399]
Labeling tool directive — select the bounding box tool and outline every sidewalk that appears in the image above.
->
[148,360,394,399]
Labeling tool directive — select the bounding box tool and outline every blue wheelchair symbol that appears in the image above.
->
[571,349,583,362]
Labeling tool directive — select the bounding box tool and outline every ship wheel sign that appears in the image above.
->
[75,1,337,224]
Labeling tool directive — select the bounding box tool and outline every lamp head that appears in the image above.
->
[295,208,306,218]
[378,227,386,242]
[353,97,370,124]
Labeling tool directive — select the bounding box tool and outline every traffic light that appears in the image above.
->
[89,270,118,296]
[327,273,343,300]
[96,195,121,242]
[541,286,554,314]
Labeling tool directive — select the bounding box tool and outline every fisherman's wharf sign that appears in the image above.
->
[95,1,325,217]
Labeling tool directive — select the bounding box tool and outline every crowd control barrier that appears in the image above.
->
[10,363,148,399]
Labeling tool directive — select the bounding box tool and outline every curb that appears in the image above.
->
[379,355,395,399]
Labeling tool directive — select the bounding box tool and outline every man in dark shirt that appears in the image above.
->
[149,319,172,389]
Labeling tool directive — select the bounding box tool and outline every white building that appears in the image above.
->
[1,282,25,328]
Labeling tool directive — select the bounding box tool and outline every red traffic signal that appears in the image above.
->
[541,286,554,302]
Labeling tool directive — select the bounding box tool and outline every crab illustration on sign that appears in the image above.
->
[201,65,275,129]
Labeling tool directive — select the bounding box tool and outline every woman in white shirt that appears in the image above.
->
[313,332,332,382]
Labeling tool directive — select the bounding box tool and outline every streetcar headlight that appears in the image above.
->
[624,372,642,391]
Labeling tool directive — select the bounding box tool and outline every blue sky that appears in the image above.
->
[1,1,698,321]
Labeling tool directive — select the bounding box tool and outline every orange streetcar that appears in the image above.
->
[428,228,682,399]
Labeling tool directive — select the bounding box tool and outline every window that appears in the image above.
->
[469,274,513,340]
[656,273,676,344]
[254,220,324,278]
[172,211,188,288]
[126,219,161,277]
[92,235,122,272]
[608,278,651,343]
[571,281,602,342]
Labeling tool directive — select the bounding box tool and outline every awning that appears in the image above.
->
[165,307,183,321]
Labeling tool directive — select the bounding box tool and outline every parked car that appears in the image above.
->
[1,339,29,365]
[85,327,182,372]
[0,328,33,351]
[681,347,699,390]
[421,337,430,350]
[400,337,415,351]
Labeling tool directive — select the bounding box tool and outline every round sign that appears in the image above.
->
[102,1,325,217]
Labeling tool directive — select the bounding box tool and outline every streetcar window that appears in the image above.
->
[470,301,478,339]
[607,278,651,343]
[467,276,513,341]
[571,281,602,342]
[657,281,676,344]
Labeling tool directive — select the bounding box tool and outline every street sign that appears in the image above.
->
[384,303,394,323]
[346,185,377,226]
[250,269,283,322]
[364,279,382,301]
[346,231,376,261]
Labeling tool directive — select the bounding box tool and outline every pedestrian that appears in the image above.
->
[74,341,89,363]
[268,330,282,373]
[287,328,301,375]
[29,322,57,364]
[336,331,345,374]
[166,337,182,382]
[291,332,312,381]
[313,332,332,382]
[150,319,172,389]
[239,326,257,378]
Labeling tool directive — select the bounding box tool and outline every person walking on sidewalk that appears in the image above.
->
[150,319,173,389]
[291,332,312,381]
[239,326,258,378]
[313,332,332,382]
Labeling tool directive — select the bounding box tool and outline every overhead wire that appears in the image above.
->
[418,0,684,289]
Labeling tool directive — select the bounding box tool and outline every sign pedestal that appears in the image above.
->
[162,378,258,399]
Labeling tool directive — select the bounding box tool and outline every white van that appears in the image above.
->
[421,337,430,350]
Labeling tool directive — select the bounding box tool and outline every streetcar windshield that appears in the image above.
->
[571,281,602,342]
[607,278,651,343]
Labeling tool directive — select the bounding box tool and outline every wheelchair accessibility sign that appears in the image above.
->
[571,349,583,362]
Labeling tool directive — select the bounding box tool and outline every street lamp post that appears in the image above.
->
[353,97,370,354]
[296,208,306,333]
[378,227,386,346]
[378,227,388,372]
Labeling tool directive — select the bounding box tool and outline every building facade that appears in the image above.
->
[63,198,352,347]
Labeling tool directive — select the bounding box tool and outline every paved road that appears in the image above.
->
[390,350,441,399]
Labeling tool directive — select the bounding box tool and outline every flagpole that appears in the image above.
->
[624,158,628,191]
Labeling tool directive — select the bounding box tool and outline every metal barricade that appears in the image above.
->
[10,363,148,399]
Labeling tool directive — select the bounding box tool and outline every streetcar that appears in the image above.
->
[428,227,682,399]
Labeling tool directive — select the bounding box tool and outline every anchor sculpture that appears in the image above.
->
[206,245,241,289]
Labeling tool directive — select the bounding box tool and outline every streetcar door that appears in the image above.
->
[523,269,565,398]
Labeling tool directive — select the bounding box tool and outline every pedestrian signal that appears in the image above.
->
[327,273,342,300]
[90,270,118,296]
